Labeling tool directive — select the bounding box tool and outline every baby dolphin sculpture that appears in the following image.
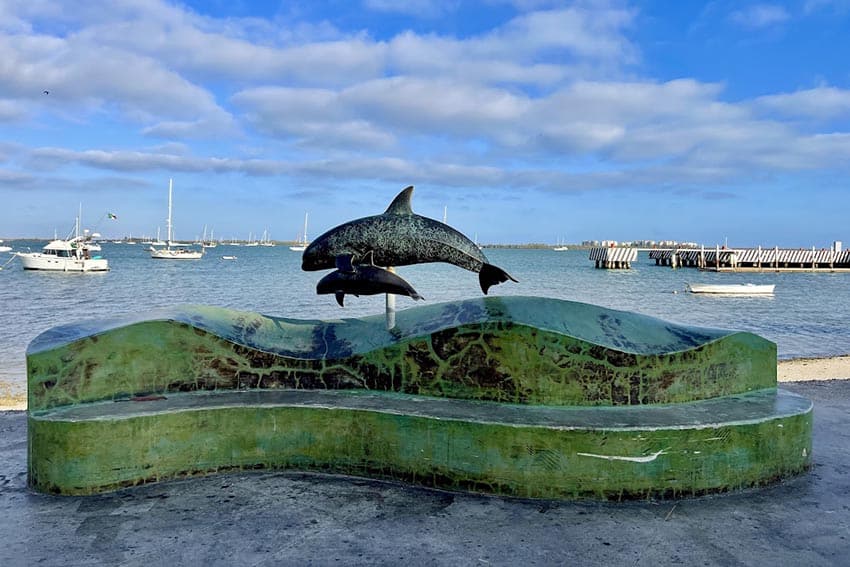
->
[302,186,517,294]
[317,264,423,307]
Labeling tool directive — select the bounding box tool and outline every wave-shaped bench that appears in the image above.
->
[27,296,811,497]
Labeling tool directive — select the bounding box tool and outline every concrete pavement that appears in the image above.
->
[2,380,849,566]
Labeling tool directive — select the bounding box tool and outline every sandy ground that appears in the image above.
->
[0,382,25,411]
[777,355,850,382]
[1,355,848,412]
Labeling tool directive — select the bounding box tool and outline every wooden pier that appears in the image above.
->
[648,246,850,272]
[589,247,638,269]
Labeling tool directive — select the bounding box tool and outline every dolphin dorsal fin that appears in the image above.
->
[384,186,414,215]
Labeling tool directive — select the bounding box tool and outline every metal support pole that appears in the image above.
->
[386,267,396,330]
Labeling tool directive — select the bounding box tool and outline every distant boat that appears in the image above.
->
[16,206,109,272]
[260,228,275,247]
[553,237,569,251]
[686,283,775,295]
[150,179,204,260]
[221,255,237,261]
[150,227,167,246]
[244,232,259,247]
[0,240,11,253]
[289,212,309,252]
[201,226,217,248]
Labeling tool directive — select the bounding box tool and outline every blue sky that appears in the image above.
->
[2,0,850,247]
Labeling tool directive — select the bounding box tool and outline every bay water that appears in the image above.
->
[2,243,848,396]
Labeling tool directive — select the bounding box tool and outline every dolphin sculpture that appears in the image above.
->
[302,186,517,294]
[316,264,424,307]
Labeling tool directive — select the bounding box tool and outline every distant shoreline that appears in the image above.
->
[3,355,848,411]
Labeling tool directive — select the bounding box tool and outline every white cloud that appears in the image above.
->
[0,99,28,122]
[1,0,849,205]
[729,4,790,29]
[483,6,637,61]
[754,87,850,120]
[0,30,234,136]
[231,86,397,149]
[27,147,287,176]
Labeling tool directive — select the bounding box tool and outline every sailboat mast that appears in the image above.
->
[303,212,308,242]
[166,178,173,246]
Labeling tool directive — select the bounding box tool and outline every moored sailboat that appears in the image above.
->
[150,179,203,260]
[289,212,309,252]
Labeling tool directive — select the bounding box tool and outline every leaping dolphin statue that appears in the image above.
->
[316,264,424,307]
[302,186,517,294]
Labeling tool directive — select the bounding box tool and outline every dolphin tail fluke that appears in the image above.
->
[479,263,518,294]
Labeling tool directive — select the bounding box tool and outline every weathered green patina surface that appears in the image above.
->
[27,296,808,498]
[27,296,776,411]
[28,389,812,498]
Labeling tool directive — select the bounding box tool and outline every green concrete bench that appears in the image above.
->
[29,388,811,498]
[26,296,812,498]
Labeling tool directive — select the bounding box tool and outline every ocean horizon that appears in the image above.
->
[3,242,849,396]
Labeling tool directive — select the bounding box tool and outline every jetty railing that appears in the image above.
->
[647,246,850,272]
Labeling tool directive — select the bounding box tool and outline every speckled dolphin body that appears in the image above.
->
[317,265,423,307]
[302,186,517,294]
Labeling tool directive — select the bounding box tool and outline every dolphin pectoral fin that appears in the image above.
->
[478,263,518,294]
[335,254,355,272]
[383,186,415,215]
[335,292,345,307]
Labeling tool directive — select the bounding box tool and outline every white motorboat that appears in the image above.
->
[17,208,109,272]
[0,240,11,253]
[221,255,237,261]
[686,283,775,295]
[150,179,203,260]
[289,212,309,252]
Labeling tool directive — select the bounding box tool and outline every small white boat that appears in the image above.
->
[0,240,11,253]
[260,228,275,247]
[553,237,568,251]
[686,283,775,295]
[201,226,217,248]
[221,255,237,261]
[289,212,309,252]
[150,179,203,260]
